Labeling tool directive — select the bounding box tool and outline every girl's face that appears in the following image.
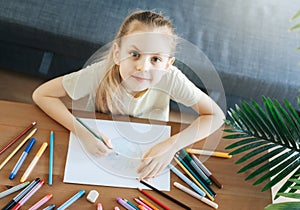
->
[113,30,175,95]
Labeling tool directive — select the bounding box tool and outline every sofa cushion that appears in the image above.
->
[0,0,299,109]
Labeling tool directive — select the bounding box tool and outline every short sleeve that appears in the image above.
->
[62,61,105,100]
[160,66,204,107]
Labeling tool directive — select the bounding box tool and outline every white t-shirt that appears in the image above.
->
[62,61,204,121]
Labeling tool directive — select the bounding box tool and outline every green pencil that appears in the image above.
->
[75,117,113,149]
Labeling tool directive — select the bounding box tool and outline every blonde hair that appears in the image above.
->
[95,10,177,113]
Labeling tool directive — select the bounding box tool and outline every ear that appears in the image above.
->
[113,42,120,65]
[166,57,175,70]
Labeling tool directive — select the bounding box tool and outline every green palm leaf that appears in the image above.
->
[223,97,300,200]
[264,202,300,210]
[264,174,300,210]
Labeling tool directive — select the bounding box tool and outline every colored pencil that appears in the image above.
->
[186,148,232,158]
[48,131,54,185]
[57,189,85,210]
[138,189,169,210]
[42,204,56,210]
[0,128,37,170]
[139,180,191,210]
[116,197,137,210]
[97,203,103,210]
[174,182,219,209]
[20,142,48,182]
[138,205,147,210]
[12,179,45,210]
[174,156,215,201]
[0,121,36,155]
[191,154,223,188]
[76,117,112,149]
[124,198,139,210]
[29,193,53,210]
[0,181,30,199]
[175,154,216,197]
[2,178,40,210]
[9,138,36,180]
[134,198,152,210]
[179,149,212,185]
[168,164,205,196]
[138,196,159,210]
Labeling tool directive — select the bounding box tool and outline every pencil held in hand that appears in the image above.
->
[75,117,113,149]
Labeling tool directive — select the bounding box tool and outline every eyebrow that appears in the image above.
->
[128,45,170,57]
[128,45,141,52]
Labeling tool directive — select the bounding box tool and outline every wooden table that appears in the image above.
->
[0,100,272,209]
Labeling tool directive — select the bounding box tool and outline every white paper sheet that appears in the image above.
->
[63,118,171,190]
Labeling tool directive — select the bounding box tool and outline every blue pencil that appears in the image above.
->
[48,131,54,185]
[9,138,36,180]
[57,190,85,210]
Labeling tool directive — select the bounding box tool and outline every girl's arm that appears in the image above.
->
[137,93,225,179]
[32,77,113,156]
[171,92,225,151]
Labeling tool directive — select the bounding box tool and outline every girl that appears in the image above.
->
[32,10,225,180]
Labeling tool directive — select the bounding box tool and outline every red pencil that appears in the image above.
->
[138,188,170,210]
[0,122,36,155]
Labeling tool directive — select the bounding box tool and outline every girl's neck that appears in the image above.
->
[121,83,148,98]
[133,89,148,98]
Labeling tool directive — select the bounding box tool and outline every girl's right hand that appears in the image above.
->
[81,132,114,157]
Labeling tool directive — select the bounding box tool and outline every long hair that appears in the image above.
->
[95,10,177,113]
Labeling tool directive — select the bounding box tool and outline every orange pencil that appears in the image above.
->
[138,205,147,210]
[138,196,159,210]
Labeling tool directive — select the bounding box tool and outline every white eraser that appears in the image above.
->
[86,190,99,203]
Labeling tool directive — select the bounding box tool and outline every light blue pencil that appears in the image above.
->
[169,164,206,197]
[57,190,85,210]
[48,131,54,185]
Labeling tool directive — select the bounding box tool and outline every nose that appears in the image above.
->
[136,55,151,71]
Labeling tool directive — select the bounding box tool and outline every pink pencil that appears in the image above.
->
[97,203,103,210]
[12,180,45,210]
[134,198,152,210]
[29,193,53,210]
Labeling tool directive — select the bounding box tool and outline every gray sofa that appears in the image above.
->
[1,0,299,112]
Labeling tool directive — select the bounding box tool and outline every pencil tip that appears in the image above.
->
[32,121,37,125]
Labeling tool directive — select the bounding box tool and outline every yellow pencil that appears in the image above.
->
[174,157,214,201]
[186,148,232,159]
[0,128,37,170]
[20,142,48,182]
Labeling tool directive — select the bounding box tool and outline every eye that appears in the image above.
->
[151,56,162,63]
[129,51,140,59]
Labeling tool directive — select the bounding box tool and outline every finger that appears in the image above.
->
[141,151,151,161]
[102,136,113,149]
[96,141,114,156]
[148,164,166,179]
[139,161,159,180]
[137,158,152,173]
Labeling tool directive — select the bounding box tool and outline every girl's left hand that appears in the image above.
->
[137,138,177,180]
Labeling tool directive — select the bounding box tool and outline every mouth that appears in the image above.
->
[132,75,151,82]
